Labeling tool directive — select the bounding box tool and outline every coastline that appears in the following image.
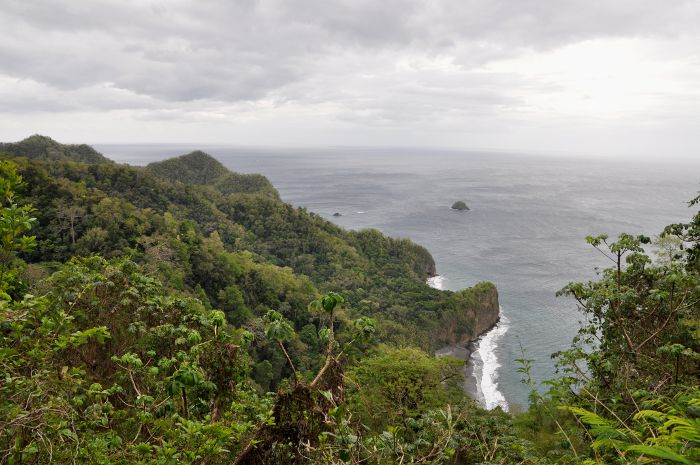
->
[435,344,478,400]
[428,274,506,409]
[436,316,501,405]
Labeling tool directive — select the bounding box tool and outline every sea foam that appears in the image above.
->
[426,275,446,290]
[472,313,509,411]
[427,276,509,411]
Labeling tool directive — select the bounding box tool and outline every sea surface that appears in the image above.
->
[98,144,700,409]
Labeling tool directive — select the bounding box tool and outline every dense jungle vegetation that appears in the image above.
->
[0,136,698,464]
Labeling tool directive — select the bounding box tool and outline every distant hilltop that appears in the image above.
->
[0,135,278,198]
[145,150,278,197]
[0,134,113,165]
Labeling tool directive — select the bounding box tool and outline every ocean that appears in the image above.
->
[98,144,699,409]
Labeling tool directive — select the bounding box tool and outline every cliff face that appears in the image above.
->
[470,283,500,337]
[438,282,500,347]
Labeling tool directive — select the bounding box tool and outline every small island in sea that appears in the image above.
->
[451,200,470,211]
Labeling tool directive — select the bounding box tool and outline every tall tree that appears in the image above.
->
[0,159,36,292]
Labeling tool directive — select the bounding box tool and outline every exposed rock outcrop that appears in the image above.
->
[437,282,499,347]
[451,201,470,211]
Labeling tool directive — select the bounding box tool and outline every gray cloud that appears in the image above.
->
[0,0,699,155]
[2,0,698,103]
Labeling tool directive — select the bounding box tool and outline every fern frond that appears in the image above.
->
[567,406,615,429]
[625,445,695,465]
[634,409,668,423]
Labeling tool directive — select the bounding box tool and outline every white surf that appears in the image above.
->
[471,313,509,411]
[427,276,509,411]
[426,275,446,290]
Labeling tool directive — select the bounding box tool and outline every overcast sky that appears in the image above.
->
[1,0,700,158]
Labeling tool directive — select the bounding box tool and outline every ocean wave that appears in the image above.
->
[472,313,509,411]
[426,275,446,290]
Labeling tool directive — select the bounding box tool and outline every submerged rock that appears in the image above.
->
[451,201,470,211]
[333,212,342,217]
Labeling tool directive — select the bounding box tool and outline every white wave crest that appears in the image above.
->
[472,313,509,411]
[426,275,446,290]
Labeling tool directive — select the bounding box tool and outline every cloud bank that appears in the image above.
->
[1,0,699,157]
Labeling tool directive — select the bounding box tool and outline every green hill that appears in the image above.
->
[0,143,493,355]
[0,134,113,164]
[145,150,229,184]
[146,150,278,197]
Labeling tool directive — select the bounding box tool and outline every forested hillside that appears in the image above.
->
[145,150,279,197]
[0,137,698,464]
[4,137,493,358]
[0,135,113,165]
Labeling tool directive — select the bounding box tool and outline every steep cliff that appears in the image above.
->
[438,282,500,347]
[470,282,500,337]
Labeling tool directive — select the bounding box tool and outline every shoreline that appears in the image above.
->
[427,274,505,409]
[435,316,501,405]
